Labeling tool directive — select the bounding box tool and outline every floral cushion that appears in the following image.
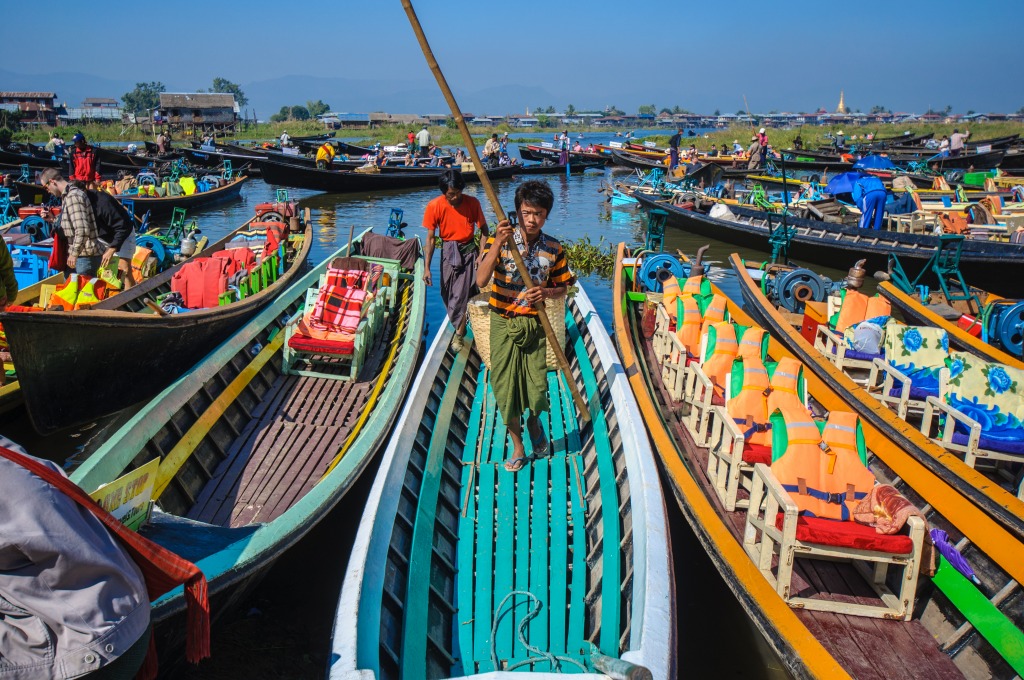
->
[884,322,949,396]
[945,352,1024,444]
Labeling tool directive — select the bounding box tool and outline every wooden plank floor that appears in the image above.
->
[455,364,602,674]
[187,374,371,527]
[640,336,965,680]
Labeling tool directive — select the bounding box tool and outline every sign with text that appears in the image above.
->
[89,458,160,531]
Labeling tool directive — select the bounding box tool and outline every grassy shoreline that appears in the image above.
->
[11,120,1022,151]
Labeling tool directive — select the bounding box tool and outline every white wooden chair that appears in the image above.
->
[743,463,926,619]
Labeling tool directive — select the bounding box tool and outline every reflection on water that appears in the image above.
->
[11,167,811,676]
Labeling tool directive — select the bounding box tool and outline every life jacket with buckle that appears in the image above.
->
[675,295,701,357]
[770,409,875,521]
[834,290,891,333]
[700,322,737,394]
[727,356,772,446]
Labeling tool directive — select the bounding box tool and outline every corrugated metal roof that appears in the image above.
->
[159,93,236,108]
[0,92,56,99]
[60,108,123,120]
[329,113,370,122]
[0,103,19,112]
[83,98,118,106]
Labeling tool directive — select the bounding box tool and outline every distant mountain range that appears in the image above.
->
[0,69,558,119]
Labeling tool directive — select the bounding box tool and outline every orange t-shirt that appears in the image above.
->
[422,194,486,243]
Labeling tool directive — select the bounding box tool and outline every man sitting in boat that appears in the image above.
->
[476,180,576,473]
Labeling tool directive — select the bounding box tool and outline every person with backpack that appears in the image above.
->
[68,133,101,190]
[86,188,137,289]
[37,168,102,275]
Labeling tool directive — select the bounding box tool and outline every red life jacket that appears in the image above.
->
[70,146,100,182]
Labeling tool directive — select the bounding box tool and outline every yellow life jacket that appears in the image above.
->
[770,409,875,521]
[727,356,772,446]
[74,277,104,309]
[675,295,702,357]
[49,274,81,311]
[179,176,197,196]
[701,322,738,394]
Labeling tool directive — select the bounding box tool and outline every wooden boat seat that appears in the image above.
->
[283,256,399,381]
[816,290,892,379]
[744,433,926,620]
[922,352,1024,499]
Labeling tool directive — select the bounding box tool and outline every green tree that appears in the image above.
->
[659,107,673,115]
[713,109,721,116]
[566,104,576,116]
[269,105,290,123]
[869,105,887,114]
[944,104,952,115]
[306,99,331,117]
[966,110,975,115]
[638,104,656,115]
[290,105,310,121]
[735,108,745,116]
[445,117,458,129]
[545,105,556,114]
[122,81,165,114]
[211,77,248,107]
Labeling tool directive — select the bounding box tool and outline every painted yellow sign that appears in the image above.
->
[89,458,160,531]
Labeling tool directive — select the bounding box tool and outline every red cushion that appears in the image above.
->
[742,443,772,465]
[287,335,354,356]
[711,392,725,406]
[775,513,914,554]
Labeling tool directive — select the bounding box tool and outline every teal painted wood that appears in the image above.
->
[471,377,498,672]
[512,438,534,664]
[546,373,570,659]
[399,344,471,680]
[560,369,590,663]
[454,365,487,677]
[70,232,426,620]
[493,417,517,661]
[568,320,622,656]
[529,455,550,661]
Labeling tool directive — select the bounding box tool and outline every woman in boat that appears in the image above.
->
[477,180,576,472]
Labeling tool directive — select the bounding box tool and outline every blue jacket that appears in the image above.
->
[852,175,886,204]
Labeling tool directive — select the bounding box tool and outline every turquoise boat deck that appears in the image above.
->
[385,314,633,678]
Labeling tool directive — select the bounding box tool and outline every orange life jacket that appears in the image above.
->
[662,276,681,320]
[49,274,81,311]
[131,247,154,285]
[727,356,772,446]
[699,293,728,338]
[73,277,106,309]
[835,290,891,333]
[675,295,701,357]
[737,327,767,362]
[765,356,807,415]
[171,258,230,309]
[682,275,706,296]
[770,410,875,521]
[701,322,738,394]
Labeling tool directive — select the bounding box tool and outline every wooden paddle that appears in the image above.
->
[401,0,590,421]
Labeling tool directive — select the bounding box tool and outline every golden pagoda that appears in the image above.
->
[836,91,848,114]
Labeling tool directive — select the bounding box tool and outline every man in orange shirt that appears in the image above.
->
[422,169,489,351]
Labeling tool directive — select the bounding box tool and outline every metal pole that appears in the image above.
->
[400,0,590,420]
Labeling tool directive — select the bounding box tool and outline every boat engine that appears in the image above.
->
[20,215,53,242]
[767,267,842,313]
[638,253,690,293]
[985,300,1024,357]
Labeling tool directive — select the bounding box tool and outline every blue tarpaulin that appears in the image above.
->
[825,171,864,195]
[853,155,897,170]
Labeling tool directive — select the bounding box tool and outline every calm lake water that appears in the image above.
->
[9,153,819,678]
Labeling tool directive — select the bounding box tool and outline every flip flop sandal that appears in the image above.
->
[504,455,529,473]
[529,428,550,457]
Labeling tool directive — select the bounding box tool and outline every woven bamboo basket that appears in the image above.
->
[467,292,566,371]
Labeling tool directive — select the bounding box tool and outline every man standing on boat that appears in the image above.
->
[68,133,101,190]
[950,129,970,157]
[422,169,489,352]
[38,168,103,275]
[476,180,575,472]
[668,127,682,169]
[853,173,887,230]
[280,130,291,148]
[416,125,431,158]
[559,130,569,166]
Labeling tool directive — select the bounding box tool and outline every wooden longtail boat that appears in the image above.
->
[256,156,518,194]
[0,217,312,434]
[876,281,1024,369]
[610,150,668,171]
[0,272,64,415]
[632,191,1024,297]
[114,175,249,217]
[70,234,424,656]
[614,245,1024,678]
[729,254,1024,524]
[329,286,674,679]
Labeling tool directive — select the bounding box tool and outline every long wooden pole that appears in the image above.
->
[400,0,590,420]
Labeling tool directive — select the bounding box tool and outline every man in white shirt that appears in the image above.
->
[416,125,431,157]
[949,129,969,157]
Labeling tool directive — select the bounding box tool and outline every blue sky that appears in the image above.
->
[4,0,1021,115]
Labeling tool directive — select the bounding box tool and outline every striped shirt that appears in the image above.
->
[60,184,101,258]
[484,232,575,317]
